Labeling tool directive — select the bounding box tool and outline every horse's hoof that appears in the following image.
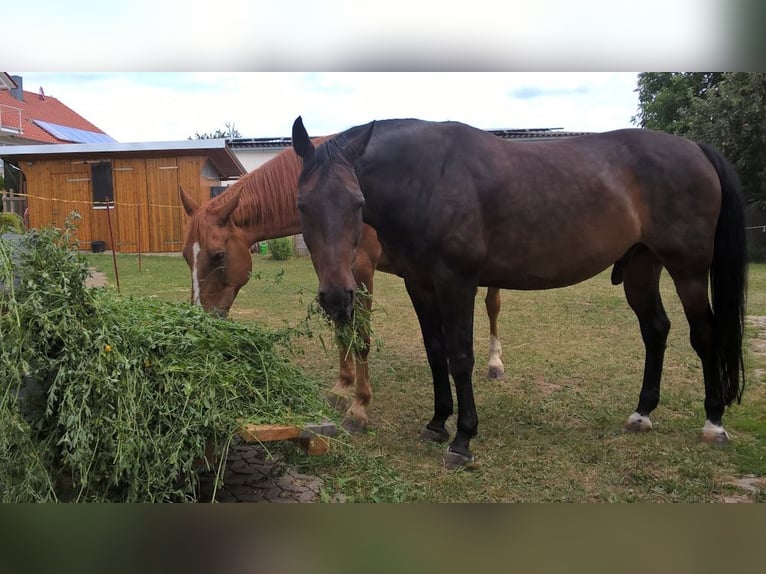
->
[701,420,730,446]
[487,365,505,380]
[624,412,653,433]
[443,447,477,470]
[342,416,368,435]
[419,426,450,443]
[325,393,350,413]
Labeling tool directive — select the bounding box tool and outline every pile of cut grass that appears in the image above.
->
[0,222,332,502]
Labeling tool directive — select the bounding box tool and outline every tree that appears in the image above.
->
[683,73,766,206]
[634,72,766,205]
[190,121,241,140]
[632,72,723,133]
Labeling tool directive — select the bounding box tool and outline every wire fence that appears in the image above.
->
[7,192,766,262]
[746,226,766,262]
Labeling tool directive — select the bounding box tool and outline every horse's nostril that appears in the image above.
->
[317,288,355,321]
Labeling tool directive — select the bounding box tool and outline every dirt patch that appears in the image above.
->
[720,316,766,503]
[534,376,562,396]
[722,475,766,503]
[85,268,108,288]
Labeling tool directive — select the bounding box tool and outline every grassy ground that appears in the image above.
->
[84,251,766,502]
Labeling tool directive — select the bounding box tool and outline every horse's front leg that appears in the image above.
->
[341,286,373,434]
[327,339,356,413]
[405,279,453,444]
[439,281,480,469]
[336,234,379,433]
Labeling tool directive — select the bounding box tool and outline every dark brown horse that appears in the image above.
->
[292,116,747,469]
[179,145,505,433]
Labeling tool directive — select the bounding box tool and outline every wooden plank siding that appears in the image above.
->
[25,160,96,248]
[19,155,215,253]
[112,159,148,253]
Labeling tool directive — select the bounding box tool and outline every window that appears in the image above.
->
[91,161,113,205]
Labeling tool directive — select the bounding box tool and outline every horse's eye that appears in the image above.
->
[211,251,225,262]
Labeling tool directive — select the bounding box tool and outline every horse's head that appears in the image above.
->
[292,116,375,322]
[180,186,252,318]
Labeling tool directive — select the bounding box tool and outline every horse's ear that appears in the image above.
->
[292,116,315,164]
[179,185,199,216]
[214,186,242,224]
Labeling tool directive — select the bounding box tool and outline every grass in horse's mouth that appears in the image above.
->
[304,284,383,360]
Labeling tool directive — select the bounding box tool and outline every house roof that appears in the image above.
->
[227,128,593,150]
[0,73,16,90]
[0,139,246,179]
[0,75,114,144]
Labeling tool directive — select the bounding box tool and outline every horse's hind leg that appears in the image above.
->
[671,271,731,443]
[621,249,671,432]
[485,287,505,379]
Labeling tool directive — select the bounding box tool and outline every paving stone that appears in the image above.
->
[194,439,331,503]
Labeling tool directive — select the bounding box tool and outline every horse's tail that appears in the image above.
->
[698,141,748,405]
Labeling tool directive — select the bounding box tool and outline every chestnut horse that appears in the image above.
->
[179,145,505,433]
[292,116,747,469]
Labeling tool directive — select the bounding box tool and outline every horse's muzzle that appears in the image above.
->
[318,288,355,323]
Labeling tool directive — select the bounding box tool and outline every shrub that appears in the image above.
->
[267,237,293,261]
[0,212,24,234]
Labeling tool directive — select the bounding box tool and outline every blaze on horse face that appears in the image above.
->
[180,186,252,318]
[292,116,374,323]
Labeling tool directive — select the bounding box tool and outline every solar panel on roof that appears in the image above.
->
[33,120,116,144]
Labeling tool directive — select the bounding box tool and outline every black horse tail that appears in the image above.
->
[698,141,748,405]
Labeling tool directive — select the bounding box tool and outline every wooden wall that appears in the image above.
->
[21,155,211,253]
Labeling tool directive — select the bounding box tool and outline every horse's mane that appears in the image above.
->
[310,124,373,176]
[202,136,333,230]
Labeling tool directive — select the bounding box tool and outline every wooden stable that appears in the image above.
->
[1,140,245,253]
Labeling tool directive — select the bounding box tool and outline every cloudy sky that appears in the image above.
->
[7,0,738,143]
[13,73,643,142]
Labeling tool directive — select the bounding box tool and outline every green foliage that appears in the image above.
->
[0,221,331,502]
[303,284,382,360]
[0,212,24,234]
[683,73,766,206]
[190,121,241,140]
[267,237,293,261]
[633,72,766,205]
[632,72,723,132]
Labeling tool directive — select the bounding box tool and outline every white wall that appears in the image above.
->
[231,148,284,174]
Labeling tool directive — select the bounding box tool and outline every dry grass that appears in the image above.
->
[85,252,766,502]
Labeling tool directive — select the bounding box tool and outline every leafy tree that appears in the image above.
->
[190,121,241,140]
[634,72,766,205]
[682,73,766,206]
[632,72,723,132]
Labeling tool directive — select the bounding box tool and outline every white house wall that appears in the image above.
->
[231,148,282,175]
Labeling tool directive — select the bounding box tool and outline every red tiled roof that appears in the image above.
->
[0,84,112,144]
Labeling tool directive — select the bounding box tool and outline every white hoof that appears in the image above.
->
[624,412,653,432]
[487,336,505,380]
[701,420,730,445]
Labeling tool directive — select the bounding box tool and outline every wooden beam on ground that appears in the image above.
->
[237,422,337,455]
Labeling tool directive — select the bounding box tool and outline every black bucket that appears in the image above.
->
[91,240,106,253]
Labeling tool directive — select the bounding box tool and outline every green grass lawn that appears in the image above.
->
[84,251,766,502]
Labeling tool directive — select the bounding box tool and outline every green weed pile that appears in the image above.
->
[0,223,331,502]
